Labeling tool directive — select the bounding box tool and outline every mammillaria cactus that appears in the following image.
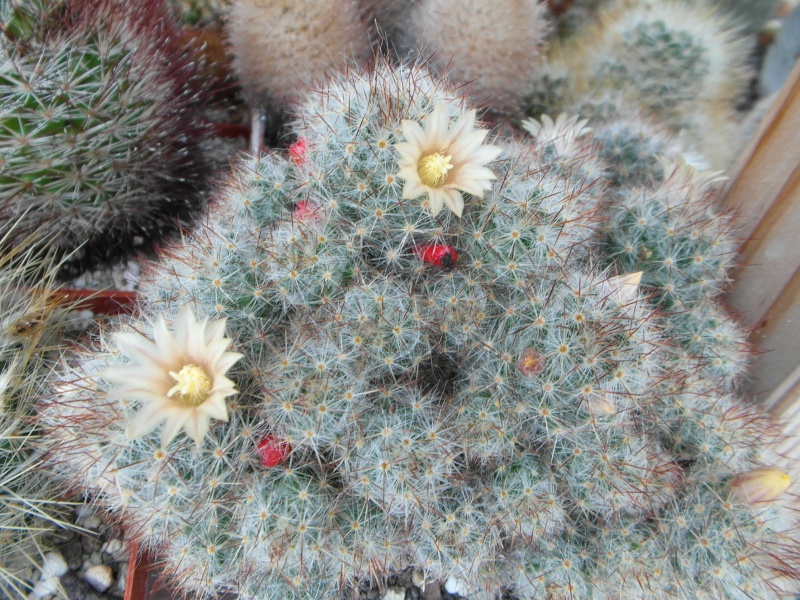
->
[226,0,372,109]
[525,0,752,169]
[0,0,213,278]
[39,60,799,599]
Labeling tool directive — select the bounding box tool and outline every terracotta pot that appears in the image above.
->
[123,543,149,600]
[53,289,138,316]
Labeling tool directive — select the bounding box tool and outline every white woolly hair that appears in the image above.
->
[226,0,373,107]
[405,0,550,115]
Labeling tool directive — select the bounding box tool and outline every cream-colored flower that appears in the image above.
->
[100,306,243,448]
[395,103,502,218]
[522,113,592,157]
[656,154,726,195]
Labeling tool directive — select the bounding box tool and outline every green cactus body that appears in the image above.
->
[525,0,751,170]
[0,0,212,278]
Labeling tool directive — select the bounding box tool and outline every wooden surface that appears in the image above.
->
[722,59,800,470]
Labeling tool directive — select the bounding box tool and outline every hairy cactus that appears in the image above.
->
[39,61,799,599]
[0,0,213,278]
[525,0,752,169]
[400,0,550,115]
[226,0,373,109]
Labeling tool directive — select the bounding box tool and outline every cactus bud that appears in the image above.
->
[607,272,643,305]
[292,200,322,223]
[289,137,309,166]
[517,347,545,377]
[731,468,791,505]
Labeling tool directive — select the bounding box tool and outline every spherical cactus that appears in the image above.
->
[39,61,800,599]
[226,0,373,109]
[402,0,550,115]
[0,0,213,278]
[525,0,752,169]
[602,155,735,309]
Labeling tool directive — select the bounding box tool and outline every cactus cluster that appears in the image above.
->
[38,57,800,600]
[0,0,213,278]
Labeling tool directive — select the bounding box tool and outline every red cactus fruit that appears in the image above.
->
[257,435,291,468]
[413,242,458,268]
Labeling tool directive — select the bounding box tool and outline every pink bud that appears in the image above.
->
[517,348,545,377]
[731,468,791,505]
[289,137,309,166]
[292,200,321,223]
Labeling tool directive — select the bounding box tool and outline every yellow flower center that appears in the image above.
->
[417,152,453,188]
[168,364,212,407]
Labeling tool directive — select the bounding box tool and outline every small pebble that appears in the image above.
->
[104,538,124,557]
[84,564,113,593]
[81,535,101,554]
[420,584,442,600]
[80,516,102,530]
[115,563,128,595]
[444,576,467,596]
[31,578,57,598]
[383,589,405,600]
[411,570,425,588]
[40,552,68,580]
[89,551,103,567]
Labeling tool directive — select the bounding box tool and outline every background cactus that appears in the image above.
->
[37,58,800,599]
[524,0,753,169]
[0,234,77,599]
[0,0,214,278]
[168,0,231,25]
[226,0,373,112]
[399,0,551,115]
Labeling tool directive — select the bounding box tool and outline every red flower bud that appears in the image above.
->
[289,137,308,165]
[257,435,291,468]
[292,200,321,223]
[413,243,458,268]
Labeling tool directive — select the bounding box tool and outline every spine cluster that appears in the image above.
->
[0,238,75,599]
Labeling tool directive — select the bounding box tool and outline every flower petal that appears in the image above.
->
[402,179,427,200]
[160,411,193,448]
[440,189,465,218]
[427,189,446,217]
[425,104,451,150]
[126,400,169,440]
[400,120,427,149]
